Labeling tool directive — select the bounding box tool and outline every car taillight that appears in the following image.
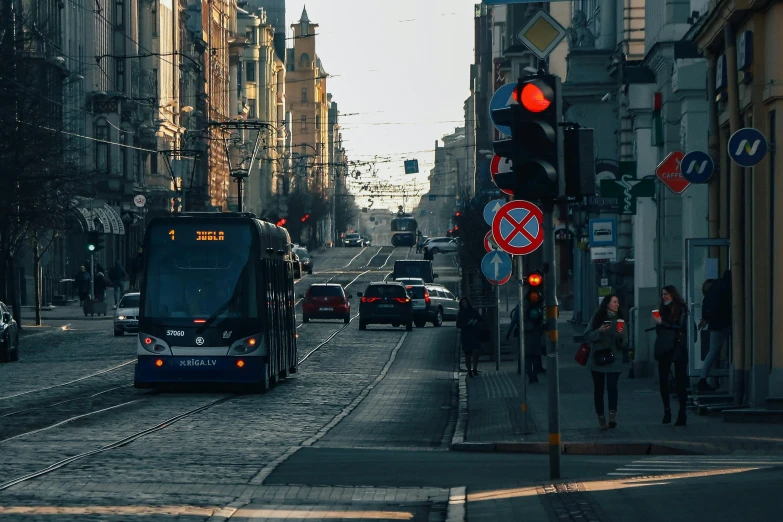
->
[393,297,410,303]
[361,297,380,303]
[424,291,431,304]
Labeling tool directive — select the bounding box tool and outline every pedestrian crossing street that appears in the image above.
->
[608,455,783,477]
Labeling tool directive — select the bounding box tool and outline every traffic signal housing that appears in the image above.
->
[86,231,104,252]
[491,75,563,202]
[524,270,544,324]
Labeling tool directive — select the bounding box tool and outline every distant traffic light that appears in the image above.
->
[87,231,104,252]
[491,75,563,202]
[87,231,97,252]
[301,214,310,223]
[524,270,544,323]
[276,218,287,227]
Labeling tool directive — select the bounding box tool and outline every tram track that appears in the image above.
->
[0,248,414,491]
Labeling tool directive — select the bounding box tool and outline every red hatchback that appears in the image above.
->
[301,284,352,324]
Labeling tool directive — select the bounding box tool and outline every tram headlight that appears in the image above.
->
[228,335,264,356]
[139,334,171,355]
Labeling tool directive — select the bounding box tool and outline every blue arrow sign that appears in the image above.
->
[483,199,506,226]
[489,83,518,136]
[481,251,512,283]
[728,127,768,168]
[681,151,714,183]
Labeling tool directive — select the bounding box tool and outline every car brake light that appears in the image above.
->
[393,297,410,303]
[424,291,431,304]
[361,297,380,303]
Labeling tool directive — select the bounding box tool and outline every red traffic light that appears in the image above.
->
[517,82,553,113]
[301,214,311,223]
[455,212,461,217]
[526,290,542,305]
[527,273,543,287]
[276,219,287,227]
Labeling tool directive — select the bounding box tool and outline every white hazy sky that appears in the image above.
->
[284,0,477,211]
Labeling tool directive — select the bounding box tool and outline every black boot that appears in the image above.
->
[674,410,687,426]
[662,409,671,424]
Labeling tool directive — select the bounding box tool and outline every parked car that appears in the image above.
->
[0,301,19,362]
[391,260,437,283]
[423,237,459,254]
[343,233,364,247]
[294,246,313,274]
[357,282,413,331]
[301,284,351,324]
[114,292,140,336]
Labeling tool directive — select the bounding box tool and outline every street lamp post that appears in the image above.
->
[160,149,201,212]
[207,120,275,213]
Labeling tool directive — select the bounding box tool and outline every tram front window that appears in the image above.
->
[142,223,258,321]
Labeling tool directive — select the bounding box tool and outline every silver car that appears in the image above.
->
[114,292,140,336]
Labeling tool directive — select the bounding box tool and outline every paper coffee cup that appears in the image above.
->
[616,319,625,333]
[652,310,660,319]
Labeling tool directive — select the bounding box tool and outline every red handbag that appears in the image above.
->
[574,343,591,366]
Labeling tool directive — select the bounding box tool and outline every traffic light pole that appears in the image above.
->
[543,205,561,479]
[516,255,528,434]
[89,252,95,301]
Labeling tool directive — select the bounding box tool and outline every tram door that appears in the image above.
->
[684,238,731,379]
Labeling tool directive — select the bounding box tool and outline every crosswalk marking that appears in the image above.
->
[608,455,783,477]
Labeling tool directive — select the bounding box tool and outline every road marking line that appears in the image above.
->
[345,246,368,267]
[446,486,467,522]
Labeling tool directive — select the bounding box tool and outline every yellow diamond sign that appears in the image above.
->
[517,9,567,60]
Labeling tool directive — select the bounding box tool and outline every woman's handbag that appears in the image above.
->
[574,343,591,366]
[593,347,615,366]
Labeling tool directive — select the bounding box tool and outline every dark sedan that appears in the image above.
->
[357,283,413,331]
[0,301,19,362]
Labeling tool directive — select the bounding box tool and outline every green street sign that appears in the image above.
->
[599,179,655,215]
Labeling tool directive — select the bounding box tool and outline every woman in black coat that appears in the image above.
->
[653,285,689,426]
[457,298,483,377]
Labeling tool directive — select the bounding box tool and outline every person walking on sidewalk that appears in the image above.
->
[653,285,689,426]
[507,302,544,383]
[110,260,127,310]
[697,270,732,392]
[584,294,628,430]
[457,298,483,377]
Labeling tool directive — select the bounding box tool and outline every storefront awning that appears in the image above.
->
[71,198,126,235]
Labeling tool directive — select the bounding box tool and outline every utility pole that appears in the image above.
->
[542,204,560,478]
[516,255,527,434]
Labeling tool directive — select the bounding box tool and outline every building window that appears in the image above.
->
[95,122,109,173]
[246,62,256,82]
[246,28,256,44]
[315,115,320,131]
[301,87,307,102]
[150,151,158,175]
[247,99,256,118]
[119,131,128,179]
[116,58,124,92]
[287,63,294,72]
[115,0,124,27]
[300,115,307,131]
[300,53,309,63]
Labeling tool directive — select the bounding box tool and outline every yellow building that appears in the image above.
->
[286,7,330,196]
[692,0,783,403]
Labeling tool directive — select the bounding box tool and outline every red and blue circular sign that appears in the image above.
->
[492,200,544,256]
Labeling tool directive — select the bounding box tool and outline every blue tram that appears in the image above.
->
[134,213,297,391]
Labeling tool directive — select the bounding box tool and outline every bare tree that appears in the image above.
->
[0,3,93,326]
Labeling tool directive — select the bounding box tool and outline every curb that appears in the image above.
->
[449,441,706,455]
[450,339,468,446]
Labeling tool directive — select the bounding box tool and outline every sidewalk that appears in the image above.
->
[455,314,783,455]
[20,302,114,323]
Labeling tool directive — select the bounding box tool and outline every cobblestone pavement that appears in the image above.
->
[0,247,466,521]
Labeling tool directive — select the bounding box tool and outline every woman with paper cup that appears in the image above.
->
[653,285,689,426]
[583,294,628,430]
